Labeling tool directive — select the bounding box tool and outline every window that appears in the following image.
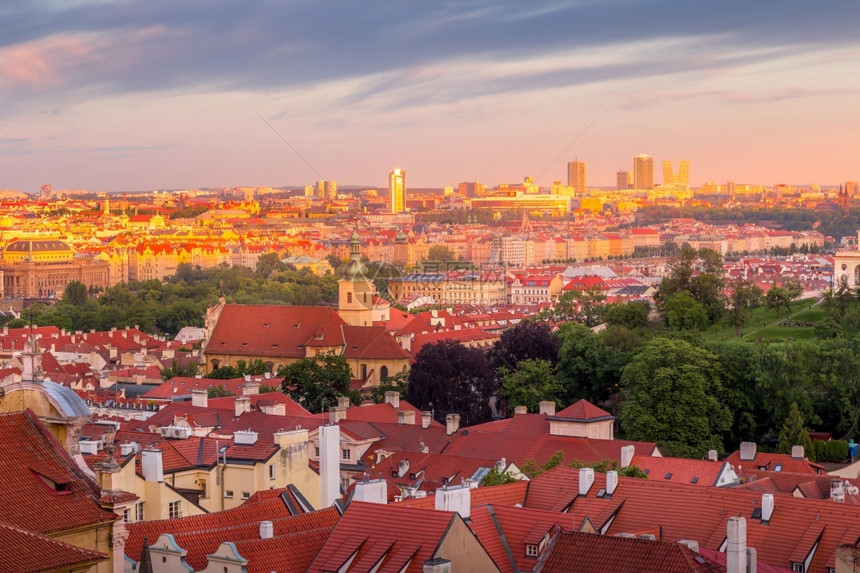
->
[314,446,320,458]
[135,502,144,522]
[792,564,804,573]
[347,292,353,303]
[123,508,130,523]
[168,501,181,519]
[342,449,351,461]
[269,464,275,480]
[225,490,234,499]
[242,492,251,500]
[526,545,538,557]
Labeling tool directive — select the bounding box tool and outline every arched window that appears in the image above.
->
[854,265,859,286]
[380,366,389,380]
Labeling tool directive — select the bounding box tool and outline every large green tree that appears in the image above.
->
[498,358,562,415]
[618,337,732,457]
[278,354,357,413]
[777,402,814,458]
[725,278,763,336]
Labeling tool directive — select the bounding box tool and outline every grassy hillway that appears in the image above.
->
[701,297,823,343]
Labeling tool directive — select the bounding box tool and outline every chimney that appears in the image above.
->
[422,411,432,429]
[397,410,416,425]
[739,442,757,461]
[620,445,634,469]
[120,442,135,456]
[337,396,351,409]
[514,405,528,415]
[677,540,699,552]
[259,521,273,540]
[244,374,251,382]
[791,445,804,460]
[319,425,340,507]
[707,450,718,462]
[726,517,747,573]
[141,448,164,482]
[329,406,347,425]
[353,478,388,504]
[235,396,251,417]
[242,382,260,396]
[445,414,460,435]
[538,401,556,415]
[384,391,400,409]
[579,467,595,496]
[191,389,208,408]
[606,470,618,496]
[761,493,774,522]
[435,484,471,519]
[234,430,258,445]
[423,558,451,573]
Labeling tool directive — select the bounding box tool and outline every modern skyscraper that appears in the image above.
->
[662,160,690,187]
[616,170,630,190]
[389,169,406,214]
[567,160,587,194]
[633,154,654,190]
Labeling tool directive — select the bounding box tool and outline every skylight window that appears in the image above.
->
[774,464,783,472]
[664,473,673,480]
[690,477,699,484]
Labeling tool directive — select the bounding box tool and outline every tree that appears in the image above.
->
[63,281,89,306]
[256,252,286,278]
[160,358,200,381]
[602,301,649,330]
[782,278,803,305]
[555,323,627,405]
[655,247,725,324]
[488,320,559,375]
[208,385,234,398]
[426,245,456,262]
[618,337,732,458]
[498,359,562,415]
[481,468,518,486]
[777,402,814,459]
[278,354,357,413]
[664,291,708,331]
[406,341,497,426]
[764,285,792,318]
[725,278,763,336]
[567,286,607,327]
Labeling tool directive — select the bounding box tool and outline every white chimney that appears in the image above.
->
[707,450,718,462]
[191,389,208,408]
[397,410,416,425]
[579,467,595,496]
[259,521,273,540]
[423,558,451,573]
[319,425,341,507]
[79,439,101,455]
[726,517,747,573]
[141,448,164,482]
[620,445,634,469]
[120,442,135,456]
[353,479,388,504]
[605,470,618,496]
[513,405,527,415]
[445,414,460,436]
[384,391,400,409]
[235,396,251,417]
[677,540,699,552]
[791,445,804,460]
[422,411,432,429]
[435,484,471,519]
[539,401,556,415]
[329,406,347,425]
[739,442,757,461]
[337,396,351,409]
[761,493,774,522]
[234,430,258,445]
[242,382,260,396]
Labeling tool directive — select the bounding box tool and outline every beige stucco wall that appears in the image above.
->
[435,516,500,572]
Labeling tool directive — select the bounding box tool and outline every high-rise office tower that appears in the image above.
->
[633,154,654,190]
[662,160,690,187]
[567,160,587,194]
[389,169,406,214]
[617,170,630,190]
[316,180,338,199]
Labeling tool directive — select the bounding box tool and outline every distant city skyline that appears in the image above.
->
[1,2,858,193]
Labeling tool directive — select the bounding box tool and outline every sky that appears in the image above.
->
[1,0,858,193]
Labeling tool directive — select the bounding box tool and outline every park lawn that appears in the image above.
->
[701,297,820,343]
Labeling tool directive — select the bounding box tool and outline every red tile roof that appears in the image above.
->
[549,400,614,422]
[535,529,724,572]
[0,410,117,535]
[630,454,731,487]
[0,521,107,573]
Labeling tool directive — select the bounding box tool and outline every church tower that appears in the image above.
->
[338,227,376,327]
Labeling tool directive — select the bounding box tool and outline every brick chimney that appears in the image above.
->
[353,478,388,504]
[235,396,251,417]
[578,467,594,496]
[739,442,757,461]
[384,391,400,409]
[620,445,634,469]
[538,401,556,415]
[191,389,208,408]
[726,517,747,573]
[421,411,432,429]
[445,414,460,435]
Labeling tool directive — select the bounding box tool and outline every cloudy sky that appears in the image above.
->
[1,0,858,193]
